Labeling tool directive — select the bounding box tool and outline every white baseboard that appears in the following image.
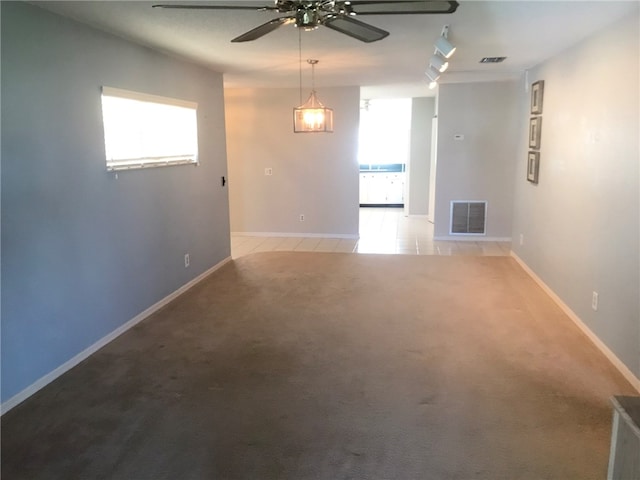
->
[511,251,640,393]
[433,236,512,242]
[231,232,359,240]
[1,256,233,415]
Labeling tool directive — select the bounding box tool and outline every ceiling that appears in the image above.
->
[31,1,638,97]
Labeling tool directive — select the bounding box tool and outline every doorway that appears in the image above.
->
[358,98,412,209]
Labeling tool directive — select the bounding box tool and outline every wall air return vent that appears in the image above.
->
[450,201,487,235]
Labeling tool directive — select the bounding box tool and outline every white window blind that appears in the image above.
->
[101,86,198,171]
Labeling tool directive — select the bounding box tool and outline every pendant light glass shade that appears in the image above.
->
[293,59,334,133]
[294,90,334,132]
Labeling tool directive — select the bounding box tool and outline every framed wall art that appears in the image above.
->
[531,80,544,114]
[527,151,540,184]
[529,116,542,149]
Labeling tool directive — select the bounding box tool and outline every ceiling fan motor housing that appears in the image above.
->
[295,7,321,30]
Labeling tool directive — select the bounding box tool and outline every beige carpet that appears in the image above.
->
[1,252,636,479]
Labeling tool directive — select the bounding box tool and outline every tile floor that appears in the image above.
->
[231,207,512,259]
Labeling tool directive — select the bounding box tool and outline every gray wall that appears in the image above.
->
[1,3,230,403]
[511,12,640,379]
[407,97,435,216]
[225,87,360,236]
[434,81,520,239]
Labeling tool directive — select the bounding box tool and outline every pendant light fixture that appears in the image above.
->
[293,32,333,133]
[293,60,334,133]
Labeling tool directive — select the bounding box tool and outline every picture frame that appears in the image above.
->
[527,151,540,184]
[531,80,544,114]
[529,116,542,149]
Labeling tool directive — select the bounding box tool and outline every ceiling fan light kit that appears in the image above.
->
[294,7,321,31]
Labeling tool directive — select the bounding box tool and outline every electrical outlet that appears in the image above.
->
[265,168,273,176]
[299,214,305,222]
[519,234,524,246]
[592,291,598,311]
[184,253,190,268]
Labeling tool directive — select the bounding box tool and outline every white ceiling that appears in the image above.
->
[31,1,638,97]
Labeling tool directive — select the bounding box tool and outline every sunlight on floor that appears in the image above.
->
[231,208,512,259]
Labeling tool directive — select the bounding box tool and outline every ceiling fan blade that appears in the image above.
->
[323,15,389,43]
[152,3,275,11]
[231,17,295,42]
[346,0,459,15]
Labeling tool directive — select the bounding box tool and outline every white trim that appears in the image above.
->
[1,256,232,415]
[102,86,197,109]
[607,408,620,480]
[511,251,640,393]
[434,235,512,242]
[231,232,360,240]
[107,157,198,172]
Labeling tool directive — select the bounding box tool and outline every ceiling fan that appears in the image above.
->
[152,0,459,43]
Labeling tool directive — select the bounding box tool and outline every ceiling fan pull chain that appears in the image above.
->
[298,29,303,104]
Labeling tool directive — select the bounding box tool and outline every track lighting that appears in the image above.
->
[429,54,449,73]
[425,65,441,89]
[425,66,441,82]
[424,24,455,89]
[435,35,456,58]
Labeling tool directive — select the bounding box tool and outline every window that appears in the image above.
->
[101,87,198,171]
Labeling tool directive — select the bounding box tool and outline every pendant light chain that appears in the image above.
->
[311,61,316,93]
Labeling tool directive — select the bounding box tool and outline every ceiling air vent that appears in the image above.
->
[480,57,507,63]
[451,201,486,235]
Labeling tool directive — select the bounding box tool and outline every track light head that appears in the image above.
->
[435,35,456,59]
[425,66,441,82]
[430,54,449,73]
